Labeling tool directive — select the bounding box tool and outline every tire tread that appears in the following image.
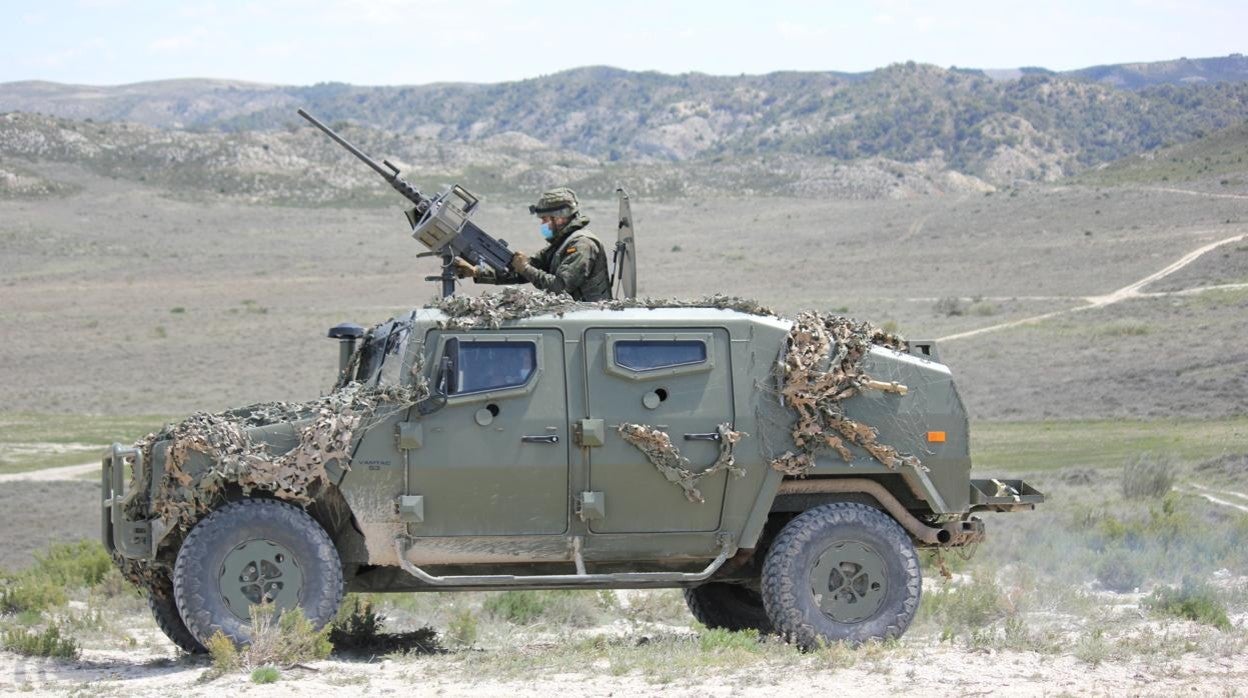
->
[173,498,343,647]
[761,502,921,648]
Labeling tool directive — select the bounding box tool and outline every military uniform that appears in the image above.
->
[473,188,612,302]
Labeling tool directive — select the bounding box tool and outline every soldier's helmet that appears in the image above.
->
[528,187,579,218]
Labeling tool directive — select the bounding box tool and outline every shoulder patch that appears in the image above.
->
[565,246,577,254]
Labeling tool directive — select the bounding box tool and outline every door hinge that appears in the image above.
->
[575,418,605,447]
[576,491,605,521]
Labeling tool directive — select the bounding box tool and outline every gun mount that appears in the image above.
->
[297,109,513,297]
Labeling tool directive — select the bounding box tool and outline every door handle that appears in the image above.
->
[522,435,560,444]
[683,432,722,441]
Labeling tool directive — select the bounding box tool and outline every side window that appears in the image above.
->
[614,340,707,371]
[446,339,537,395]
[603,332,715,381]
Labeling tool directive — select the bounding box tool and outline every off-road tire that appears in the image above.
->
[761,502,920,648]
[147,574,206,654]
[683,583,775,633]
[173,498,344,647]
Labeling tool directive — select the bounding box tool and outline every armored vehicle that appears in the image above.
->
[102,110,1040,651]
[103,292,1042,652]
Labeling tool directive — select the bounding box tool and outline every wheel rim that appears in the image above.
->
[219,539,303,621]
[810,540,887,623]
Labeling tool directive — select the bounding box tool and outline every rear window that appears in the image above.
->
[613,340,707,372]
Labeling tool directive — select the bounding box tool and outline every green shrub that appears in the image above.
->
[0,542,118,614]
[0,576,67,613]
[207,631,241,671]
[207,606,333,672]
[1093,494,1191,550]
[970,301,998,316]
[697,627,761,653]
[445,608,478,648]
[1122,453,1177,499]
[32,541,112,588]
[918,574,1007,630]
[1095,550,1144,592]
[483,590,548,624]
[330,594,442,655]
[1073,627,1108,666]
[330,595,383,647]
[250,666,280,684]
[92,568,140,600]
[622,589,689,624]
[2,625,80,659]
[1145,578,1232,630]
[250,606,333,665]
[934,296,965,316]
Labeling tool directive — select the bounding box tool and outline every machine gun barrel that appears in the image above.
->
[297,108,426,209]
[298,107,516,296]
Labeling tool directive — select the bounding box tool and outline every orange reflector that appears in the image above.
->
[927,431,947,443]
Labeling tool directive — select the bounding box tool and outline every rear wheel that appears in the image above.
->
[173,498,344,647]
[683,583,774,633]
[761,502,921,648]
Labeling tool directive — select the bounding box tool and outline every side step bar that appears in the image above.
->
[393,533,735,587]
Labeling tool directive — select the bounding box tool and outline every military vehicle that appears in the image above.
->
[101,113,1041,653]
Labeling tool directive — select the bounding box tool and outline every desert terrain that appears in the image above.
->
[1,111,1247,694]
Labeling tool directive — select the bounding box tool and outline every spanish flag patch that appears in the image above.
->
[565,246,577,254]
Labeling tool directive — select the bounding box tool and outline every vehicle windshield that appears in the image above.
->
[355,316,413,387]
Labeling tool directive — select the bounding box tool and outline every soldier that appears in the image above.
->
[454,187,612,302]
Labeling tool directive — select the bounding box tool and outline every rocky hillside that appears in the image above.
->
[0,112,993,203]
[1068,53,1248,89]
[4,56,1248,187]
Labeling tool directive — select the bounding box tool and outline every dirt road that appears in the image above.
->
[0,462,97,483]
[938,232,1247,342]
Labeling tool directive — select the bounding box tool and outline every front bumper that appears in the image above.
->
[101,443,153,559]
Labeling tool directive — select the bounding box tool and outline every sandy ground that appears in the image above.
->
[2,618,1245,697]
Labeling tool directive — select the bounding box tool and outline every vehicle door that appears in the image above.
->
[582,328,735,533]
[410,329,569,536]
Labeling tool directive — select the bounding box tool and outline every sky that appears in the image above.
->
[1,0,1245,87]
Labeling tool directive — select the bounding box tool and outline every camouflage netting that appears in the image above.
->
[617,423,746,503]
[117,365,428,588]
[145,382,416,527]
[430,287,776,329]
[768,311,922,477]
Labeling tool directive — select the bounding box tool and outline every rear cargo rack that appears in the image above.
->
[969,478,1045,512]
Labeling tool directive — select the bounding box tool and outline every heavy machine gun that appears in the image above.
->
[297,108,513,297]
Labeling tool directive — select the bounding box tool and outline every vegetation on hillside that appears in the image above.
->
[4,59,1248,189]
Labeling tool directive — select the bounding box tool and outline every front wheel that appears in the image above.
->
[761,502,921,648]
[146,573,206,654]
[173,498,344,647]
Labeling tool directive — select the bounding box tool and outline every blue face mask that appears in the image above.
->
[539,223,554,240]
